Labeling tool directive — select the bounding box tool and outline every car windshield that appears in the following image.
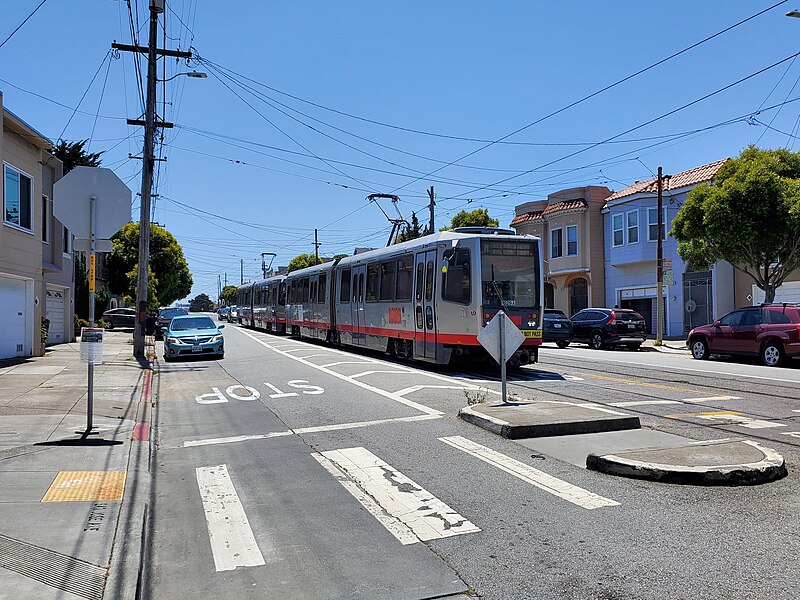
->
[170,317,216,331]
[481,240,539,309]
[160,308,187,319]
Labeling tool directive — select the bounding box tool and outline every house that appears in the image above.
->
[511,186,613,316]
[1,92,72,358]
[602,159,731,337]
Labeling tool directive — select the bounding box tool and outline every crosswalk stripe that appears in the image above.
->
[609,400,681,407]
[316,447,480,543]
[439,436,620,510]
[195,464,266,572]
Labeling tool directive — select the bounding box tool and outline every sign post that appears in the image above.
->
[477,310,525,404]
[54,167,131,435]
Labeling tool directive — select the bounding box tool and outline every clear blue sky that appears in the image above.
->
[2,1,800,300]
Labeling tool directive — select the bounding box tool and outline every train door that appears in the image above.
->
[351,265,366,345]
[414,250,437,359]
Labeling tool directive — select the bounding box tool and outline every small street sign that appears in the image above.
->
[477,311,525,404]
[661,257,673,270]
[663,269,675,286]
[80,327,104,365]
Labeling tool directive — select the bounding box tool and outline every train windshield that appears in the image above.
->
[481,240,539,309]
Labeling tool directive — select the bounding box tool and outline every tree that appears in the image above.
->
[441,208,499,231]
[396,212,429,243]
[287,253,322,273]
[106,222,192,309]
[219,285,238,305]
[333,253,350,260]
[51,139,103,175]
[671,146,800,303]
[189,294,215,312]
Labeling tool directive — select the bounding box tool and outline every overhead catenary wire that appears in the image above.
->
[0,0,49,50]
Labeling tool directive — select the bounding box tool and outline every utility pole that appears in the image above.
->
[116,0,192,357]
[427,186,435,233]
[314,229,320,263]
[655,166,664,346]
[217,274,221,302]
[224,273,227,287]
[240,259,244,285]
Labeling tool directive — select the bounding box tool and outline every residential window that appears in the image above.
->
[4,164,33,231]
[566,225,578,256]
[42,195,49,243]
[627,210,639,244]
[612,213,624,247]
[551,228,563,258]
[62,225,72,256]
[648,208,667,241]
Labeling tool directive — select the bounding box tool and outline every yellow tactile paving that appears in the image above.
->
[41,471,126,502]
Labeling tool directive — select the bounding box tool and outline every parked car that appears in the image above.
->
[162,315,225,361]
[228,305,239,323]
[155,307,189,340]
[688,304,800,367]
[102,307,136,329]
[542,309,573,348]
[218,306,229,321]
[570,308,647,350]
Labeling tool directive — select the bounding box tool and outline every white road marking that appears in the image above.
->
[439,436,620,510]
[696,414,787,429]
[264,382,299,398]
[234,328,444,417]
[294,354,333,360]
[182,415,440,448]
[312,453,417,545]
[319,360,377,368]
[195,464,266,572]
[195,387,228,404]
[781,431,800,438]
[281,348,314,354]
[318,447,480,543]
[681,395,742,403]
[393,384,479,397]
[609,400,681,407]
[350,370,412,379]
[564,375,585,381]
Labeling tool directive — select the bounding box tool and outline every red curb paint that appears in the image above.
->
[132,422,150,441]
[140,370,152,405]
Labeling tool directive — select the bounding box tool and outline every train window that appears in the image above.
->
[302,278,310,303]
[425,261,434,302]
[288,281,294,304]
[340,269,351,303]
[310,280,317,304]
[358,273,365,303]
[366,263,380,302]
[352,273,359,303]
[396,255,413,301]
[279,282,286,305]
[415,262,424,302]
[318,273,327,303]
[379,261,396,301]
[442,248,471,304]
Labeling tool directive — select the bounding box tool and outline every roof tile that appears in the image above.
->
[605,158,729,202]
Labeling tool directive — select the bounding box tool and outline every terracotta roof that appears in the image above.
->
[605,159,729,202]
[510,211,543,227]
[542,199,586,216]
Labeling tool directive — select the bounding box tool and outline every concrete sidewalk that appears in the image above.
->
[641,337,688,354]
[0,330,154,600]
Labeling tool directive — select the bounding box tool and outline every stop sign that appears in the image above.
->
[53,167,132,239]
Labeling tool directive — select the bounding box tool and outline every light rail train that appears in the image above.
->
[235,227,543,366]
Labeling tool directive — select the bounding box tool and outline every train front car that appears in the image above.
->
[252,275,287,334]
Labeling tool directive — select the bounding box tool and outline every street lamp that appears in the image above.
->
[159,71,208,82]
[787,10,800,17]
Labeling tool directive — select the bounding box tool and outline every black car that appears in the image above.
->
[102,307,136,329]
[155,307,189,340]
[570,308,647,350]
[543,309,573,348]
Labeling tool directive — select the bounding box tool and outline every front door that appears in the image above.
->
[351,265,366,346]
[414,250,437,359]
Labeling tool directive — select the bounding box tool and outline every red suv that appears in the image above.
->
[688,304,800,367]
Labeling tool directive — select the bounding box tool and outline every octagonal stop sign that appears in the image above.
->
[53,166,132,239]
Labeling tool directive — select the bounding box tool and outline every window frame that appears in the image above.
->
[612,213,624,247]
[42,194,50,243]
[626,210,639,244]
[62,225,72,257]
[379,260,396,301]
[366,263,380,302]
[3,163,34,233]
[318,273,327,304]
[648,207,667,242]
[339,268,351,303]
[550,227,564,259]
[395,254,413,301]
[566,225,578,256]
[441,248,471,304]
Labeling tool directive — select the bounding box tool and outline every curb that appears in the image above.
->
[586,439,788,486]
[459,405,641,439]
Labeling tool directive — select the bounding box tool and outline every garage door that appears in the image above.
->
[752,282,800,304]
[0,277,27,358]
[46,287,65,345]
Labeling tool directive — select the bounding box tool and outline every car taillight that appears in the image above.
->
[607,311,616,325]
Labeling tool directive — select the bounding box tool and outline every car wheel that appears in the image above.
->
[761,340,785,367]
[590,331,605,350]
[626,343,641,351]
[106,321,114,330]
[690,338,710,360]
[556,340,570,348]
[163,354,171,363]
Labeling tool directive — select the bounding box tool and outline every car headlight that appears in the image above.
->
[166,336,178,344]
[211,335,223,342]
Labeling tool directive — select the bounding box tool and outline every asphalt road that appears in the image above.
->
[141,324,800,600]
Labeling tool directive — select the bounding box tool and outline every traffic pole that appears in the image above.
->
[656,167,664,346]
[86,194,97,434]
[499,312,508,404]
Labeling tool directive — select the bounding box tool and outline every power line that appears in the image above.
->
[0,0,49,50]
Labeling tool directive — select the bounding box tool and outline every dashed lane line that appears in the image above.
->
[439,436,620,510]
[196,464,266,572]
[316,447,480,544]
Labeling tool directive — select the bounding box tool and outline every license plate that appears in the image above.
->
[628,324,636,329]
[523,330,542,339]
[553,323,561,328]
[192,345,201,353]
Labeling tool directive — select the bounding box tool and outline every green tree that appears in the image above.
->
[189,293,214,312]
[333,253,350,260]
[671,147,800,303]
[441,208,499,231]
[106,223,192,309]
[219,285,238,304]
[396,212,429,243]
[287,253,322,273]
[51,139,103,175]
